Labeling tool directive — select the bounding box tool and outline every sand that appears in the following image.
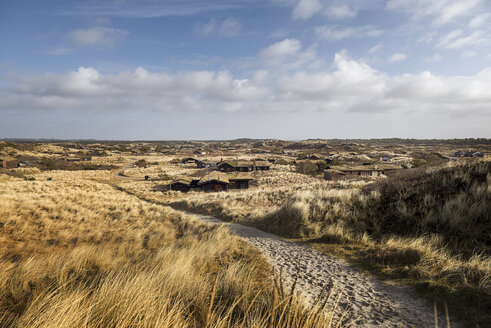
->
[190,213,460,328]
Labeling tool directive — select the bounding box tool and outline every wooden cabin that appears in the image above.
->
[198,172,229,192]
[196,160,217,169]
[218,160,270,172]
[0,159,6,168]
[325,165,403,180]
[254,160,271,171]
[169,176,199,192]
[218,161,253,172]
[228,173,254,190]
[323,169,346,181]
[17,161,31,167]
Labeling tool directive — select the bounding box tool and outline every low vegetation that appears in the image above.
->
[258,159,491,325]
[2,139,490,326]
[163,159,490,325]
[0,176,337,327]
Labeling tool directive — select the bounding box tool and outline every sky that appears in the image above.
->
[1,0,490,140]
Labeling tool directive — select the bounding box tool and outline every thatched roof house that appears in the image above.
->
[218,160,270,172]
[218,161,253,172]
[169,176,199,192]
[196,160,218,168]
[228,173,254,189]
[254,160,271,170]
[325,164,403,180]
[323,169,346,181]
[198,172,229,192]
[168,171,255,193]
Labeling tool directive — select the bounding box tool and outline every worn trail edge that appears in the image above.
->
[185,212,459,328]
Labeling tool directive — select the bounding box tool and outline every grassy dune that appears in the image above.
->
[0,177,337,327]
[169,159,491,325]
[259,159,491,324]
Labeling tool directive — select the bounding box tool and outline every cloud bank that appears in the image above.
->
[2,47,491,117]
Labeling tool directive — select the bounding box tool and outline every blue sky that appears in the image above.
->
[1,0,490,139]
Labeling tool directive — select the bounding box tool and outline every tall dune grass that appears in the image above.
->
[0,177,337,327]
[258,159,491,324]
[159,159,490,324]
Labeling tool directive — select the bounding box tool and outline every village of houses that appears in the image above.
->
[0,139,488,195]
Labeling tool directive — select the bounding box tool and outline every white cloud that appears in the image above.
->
[200,19,217,36]
[219,18,241,37]
[462,50,477,58]
[437,29,489,49]
[388,53,407,63]
[326,4,357,20]
[258,39,317,70]
[368,43,383,54]
[3,53,491,118]
[424,54,444,62]
[315,25,383,41]
[259,38,302,59]
[197,18,241,37]
[274,52,491,115]
[69,27,127,47]
[292,0,322,20]
[3,67,270,113]
[469,13,490,28]
[386,0,483,26]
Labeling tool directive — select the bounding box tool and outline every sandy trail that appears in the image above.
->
[188,213,458,328]
[113,163,456,327]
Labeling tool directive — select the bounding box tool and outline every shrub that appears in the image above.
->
[40,157,57,170]
[295,160,328,176]
[135,159,147,168]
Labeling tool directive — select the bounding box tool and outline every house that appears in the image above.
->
[65,156,81,162]
[282,150,297,156]
[182,157,198,164]
[254,160,271,171]
[325,164,403,180]
[306,154,323,161]
[198,172,229,192]
[473,151,484,157]
[193,149,207,155]
[16,161,31,167]
[218,161,253,172]
[454,150,484,158]
[228,173,254,189]
[0,159,6,168]
[218,160,271,172]
[323,169,346,181]
[196,160,218,169]
[169,176,199,192]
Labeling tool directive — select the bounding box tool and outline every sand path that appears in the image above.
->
[188,212,458,328]
[113,163,456,327]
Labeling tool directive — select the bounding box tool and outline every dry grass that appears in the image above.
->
[257,159,491,325]
[157,158,491,325]
[116,163,352,226]
[0,174,337,327]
